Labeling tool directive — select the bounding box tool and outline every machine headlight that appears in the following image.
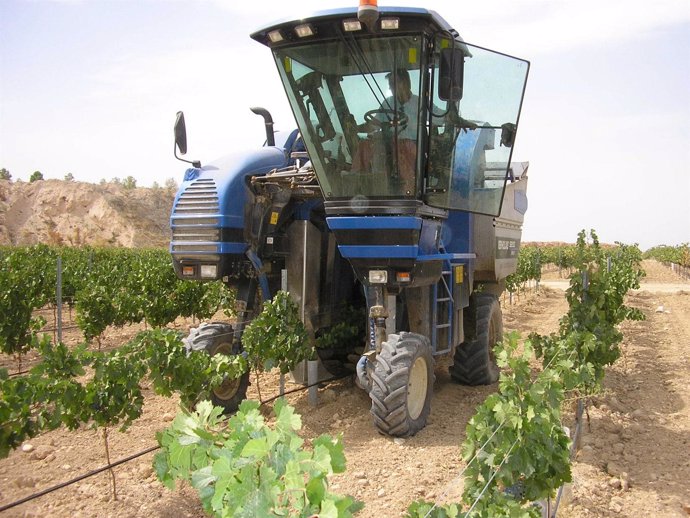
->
[368,270,388,284]
[200,264,217,279]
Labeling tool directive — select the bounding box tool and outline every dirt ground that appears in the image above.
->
[1,260,688,517]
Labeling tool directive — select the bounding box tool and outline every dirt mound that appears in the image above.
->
[0,179,175,248]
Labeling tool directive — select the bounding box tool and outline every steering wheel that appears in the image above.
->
[364,108,409,130]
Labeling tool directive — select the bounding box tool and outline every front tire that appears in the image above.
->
[369,332,434,437]
[187,322,250,413]
[449,293,502,385]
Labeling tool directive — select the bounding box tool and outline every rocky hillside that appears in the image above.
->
[0,179,175,248]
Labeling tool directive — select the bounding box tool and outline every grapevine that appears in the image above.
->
[408,230,646,516]
[154,399,362,518]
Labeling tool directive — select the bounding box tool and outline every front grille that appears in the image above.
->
[172,179,221,243]
[172,178,219,214]
[172,228,220,241]
[172,244,219,252]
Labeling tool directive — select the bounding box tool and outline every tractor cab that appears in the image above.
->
[251,7,529,218]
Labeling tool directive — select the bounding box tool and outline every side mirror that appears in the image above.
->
[173,111,201,168]
[500,123,516,148]
[439,48,464,101]
[174,111,188,155]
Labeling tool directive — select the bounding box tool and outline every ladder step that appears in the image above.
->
[436,324,451,329]
[437,297,450,303]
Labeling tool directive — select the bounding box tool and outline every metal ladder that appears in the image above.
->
[432,266,454,355]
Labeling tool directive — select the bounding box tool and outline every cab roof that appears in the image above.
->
[250,6,459,47]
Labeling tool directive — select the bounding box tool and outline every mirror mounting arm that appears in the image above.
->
[174,144,201,168]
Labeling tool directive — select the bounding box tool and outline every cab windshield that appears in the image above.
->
[272,34,529,216]
[273,35,425,198]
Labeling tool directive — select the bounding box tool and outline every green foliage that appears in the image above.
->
[315,305,366,350]
[242,291,311,374]
[532,230,645,392]
[506,245,542,293]
[0,329,245,458]
[122,176,137,189]
[154,399,362,517]
[64,173,74,181]
[0,168,11,181]
[461,334,571,511]
[643,243,690,267]
[0,245,57,356]
[405,501,460,518]
[29,170,43,182]
[0,246,234,342]
[429,229,645,516]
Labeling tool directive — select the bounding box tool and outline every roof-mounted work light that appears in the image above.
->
[380,17,399,30]
[294,23,315,38]
[343,18,362,31]
[268,30,284,43]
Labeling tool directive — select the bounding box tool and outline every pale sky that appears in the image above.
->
[1,0,689,249]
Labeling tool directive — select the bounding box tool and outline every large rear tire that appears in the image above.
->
[187,322,250,413]
[369,332,434,437]
[449,293,502,385]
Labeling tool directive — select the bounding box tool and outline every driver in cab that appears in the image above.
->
[350,68,474,194]
[350,68,419,193]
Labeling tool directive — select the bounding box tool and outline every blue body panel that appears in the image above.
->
[327,217,422,231]
[326,216,442,260]
[170,145,291,257]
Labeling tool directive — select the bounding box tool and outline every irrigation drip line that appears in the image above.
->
[260,372,352,406]
[0,446,159,514]
[0,370,353,513]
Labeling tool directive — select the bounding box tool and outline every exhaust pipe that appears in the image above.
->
[250,107,275,147]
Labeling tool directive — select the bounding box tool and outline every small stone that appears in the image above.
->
[13,476,37,489]
[377,489,386,497]
[21,443,35,453]
[162,413,174,422]
[138,464,154,478]
[31,445,55,461]
[609,502,623,513]
[681,503,690,514]
[612,443,624,454]
[631,409,646,420]
[414,486,426,495]
[321,389,337,403]
[393,438,406,446]
[608,477,622,489]
[609,397,624,413]
[356,478,369,487]
[656,305,665,313]
[606,462,625,477]
[61,464,71,470]
[354,471,366,479]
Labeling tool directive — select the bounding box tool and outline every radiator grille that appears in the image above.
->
[172,178,219,214]
[171,179,221,243]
